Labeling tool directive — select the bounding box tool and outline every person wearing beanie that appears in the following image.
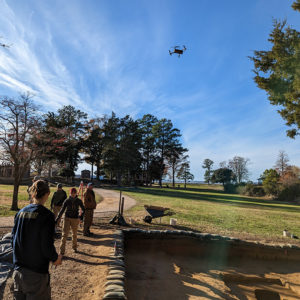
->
[12,180,62,299]
[56,188,85,255]
[50,183,67,228]
[83,183,96,237]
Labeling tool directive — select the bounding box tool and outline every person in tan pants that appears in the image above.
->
[56,188,85,255]
[51,183,67,228]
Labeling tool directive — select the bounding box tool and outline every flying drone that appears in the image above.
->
[0,43,10,48]
[0,37,11,48]
[169,45,186,58]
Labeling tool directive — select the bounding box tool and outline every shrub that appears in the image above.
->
[224,183,236,193]
[241,183,265,197]
[236,185,246,195]
[278,183,300,202]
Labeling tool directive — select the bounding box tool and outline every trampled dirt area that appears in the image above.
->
[0,188,135,300]
[1,225,115,300]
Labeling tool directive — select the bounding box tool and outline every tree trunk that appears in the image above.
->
[117,172,121,186]
[91,163,94,183]
[172,165,175,188]
[11,168,20,210]
[145,158,149,187]
[37,160,42,176]
[48,162,52,179]
[184,178,187,189]
[96,163,100,181]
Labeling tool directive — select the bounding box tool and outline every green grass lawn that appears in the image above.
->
[118,184,300,241]
[0,184,102,217]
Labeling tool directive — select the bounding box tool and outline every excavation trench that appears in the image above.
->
[124,232,300,300]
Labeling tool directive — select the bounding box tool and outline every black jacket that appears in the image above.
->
[51,189,67,208]
[12,204,58,274]
[56,196,85,221]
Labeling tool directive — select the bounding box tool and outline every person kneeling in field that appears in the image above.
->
[12,180,62,300]
[56,187,85,255]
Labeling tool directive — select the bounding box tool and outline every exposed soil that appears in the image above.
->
[125,237,300,300]
[1,225,115,300]
[0,188,136,300]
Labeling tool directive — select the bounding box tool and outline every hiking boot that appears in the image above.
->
[83,232,93,237]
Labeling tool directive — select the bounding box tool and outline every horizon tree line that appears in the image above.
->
[0,93,192,210]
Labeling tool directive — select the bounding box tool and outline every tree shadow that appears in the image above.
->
[63,255,111,266]
[124,188,300,213]
[76,250,110,259]
[76,237,113,247]
[125,238,238,300]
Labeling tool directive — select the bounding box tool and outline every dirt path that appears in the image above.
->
[0,188,136,299]
[2,226,115,300]
[0,188,136,228]
[94,188,136,215]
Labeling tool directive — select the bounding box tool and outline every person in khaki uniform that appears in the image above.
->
[50,183,67,228]
[83,183,96,237]
[56,188,85,255]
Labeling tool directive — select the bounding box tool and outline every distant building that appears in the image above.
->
[0,163,30,179]
[81,169,91,179]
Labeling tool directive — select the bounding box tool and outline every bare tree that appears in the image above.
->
[0,93,39,210]
[274,150,290,176]
[219,161,227,168]
[228,156,250,183]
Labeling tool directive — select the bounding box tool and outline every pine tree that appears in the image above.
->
[249,1,300,138]
[202,159,214,184]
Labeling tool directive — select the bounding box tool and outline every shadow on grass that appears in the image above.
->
[120,187,300,213]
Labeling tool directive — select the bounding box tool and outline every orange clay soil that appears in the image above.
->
[125,237,300,300]
[1,226,114,300]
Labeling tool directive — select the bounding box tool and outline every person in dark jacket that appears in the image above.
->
[56,188,85,255]
[83,182,96,237]
[12,180,62,300]
[51,183,67,228]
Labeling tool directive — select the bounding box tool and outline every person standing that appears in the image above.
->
[56,188,85,255]
[83,183,96,237]
[12,180,62,300]
[50,183,67,228]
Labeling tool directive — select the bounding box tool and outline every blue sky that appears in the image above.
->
[1,0,300,181]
